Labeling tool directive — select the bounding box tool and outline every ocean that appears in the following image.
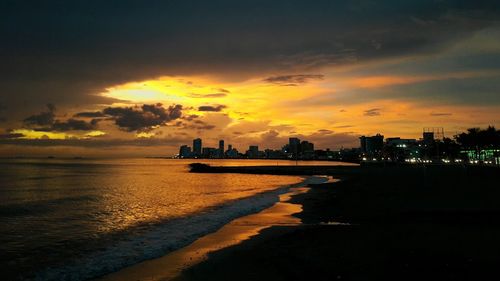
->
[0,158,351,280]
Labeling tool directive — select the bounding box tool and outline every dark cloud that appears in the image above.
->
[103,103,183,132]
[22,104,97,131]
[430,112,453,116]
[198,105,227,112]
[23,104,56,127]
[263,74,324,86]
[0,137,190,147]
[340,75,500,106]
[74,111,106,118]
[0,103,6,121]
[51,119,97,131]
[0,132,25,139]
[364,108,381,116]
[2,0,498,122]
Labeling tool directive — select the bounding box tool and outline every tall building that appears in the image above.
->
[360,134,384,155]
[179,145,191,158]
[202,147,217,158]
[300,140,314,153]
[423,132,434,144]
[248,145,259,158]
[289,137,300,155]
[219,139,224,158]
[193,138,202,157]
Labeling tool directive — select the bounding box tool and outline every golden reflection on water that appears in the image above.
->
[85,159,304,233]
[96,187,310,281]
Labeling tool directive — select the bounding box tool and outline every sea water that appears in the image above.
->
[0,158,350,280]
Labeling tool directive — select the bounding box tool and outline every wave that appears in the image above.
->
[30,176,328,281]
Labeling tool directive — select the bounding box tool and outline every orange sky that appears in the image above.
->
[1,9,500,157]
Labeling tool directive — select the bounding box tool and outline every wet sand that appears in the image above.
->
[95,186,312,281]
[97,164,500,281]
[175,164,500,281]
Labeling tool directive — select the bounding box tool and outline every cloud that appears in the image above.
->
[430,112,452,116]
[2,1,499,123]
[216,88,230,93]
[317,129,334,134]
[74,111,106,118]
[263,74,324,86]
[190,93,228,98]
[51,119,98,131]
[182,114,199,121]
[198,105,227,112]
[103,103,183,132]
[22,104,98,131]
[0,103,5,121]
[364,108,381,116]
[190,120,216,130]
[23,104,56,127]
[0,132,25,139]
[233,128,359,150]
[333,125,354,128]
[0,136,190,147]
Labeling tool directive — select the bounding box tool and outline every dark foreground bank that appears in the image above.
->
[177,164,500,281]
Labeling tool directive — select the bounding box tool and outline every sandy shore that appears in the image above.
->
[95,176,331,281]
[174,164,500,281]
[97,164,500,281]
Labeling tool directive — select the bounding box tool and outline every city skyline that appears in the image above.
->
[175,126,499,165]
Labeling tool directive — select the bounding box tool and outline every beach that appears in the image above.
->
[171,164,500,281]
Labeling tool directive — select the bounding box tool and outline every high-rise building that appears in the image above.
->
[193,138,202,157]
[202,147,217,158]
[423,132,434,144]
[179,145,191,158]
[289,137,300,155]
[248,145,259,158]
[360,134,384,155]
[300,140,314,153]
[219,140,224,158]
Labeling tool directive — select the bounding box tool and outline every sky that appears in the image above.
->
[1,0,500,157]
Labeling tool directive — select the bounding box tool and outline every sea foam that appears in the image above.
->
[31,176,328,281]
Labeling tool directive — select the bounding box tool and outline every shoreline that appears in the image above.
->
[96,164,500,281]
[175,164,500,281]
[94,176,330,281]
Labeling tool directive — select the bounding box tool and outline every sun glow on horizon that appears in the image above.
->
[96,71,500,142]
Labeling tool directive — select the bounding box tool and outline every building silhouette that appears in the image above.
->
[193,138,202,157]
[247,145,259,158]
[179,145,191,158]
[289,137,300,157]
[360,134,384,156]
[219,140,225,158]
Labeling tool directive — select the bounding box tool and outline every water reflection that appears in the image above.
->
[0,158,307,279]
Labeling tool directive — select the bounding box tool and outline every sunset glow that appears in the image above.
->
[1,1,499,156]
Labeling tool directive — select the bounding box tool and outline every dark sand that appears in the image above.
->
[176,164,500,281]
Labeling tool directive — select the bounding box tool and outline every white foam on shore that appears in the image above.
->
[31,176,329,281]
